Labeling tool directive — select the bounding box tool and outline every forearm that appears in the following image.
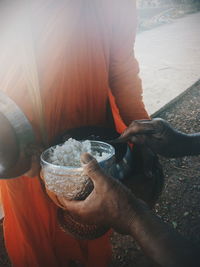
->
[110,75,149,125]
[109,0,149,125]
[109,57,150,125]
[181,133,200,156]
[128,200,199,267]
[167,132,200,157]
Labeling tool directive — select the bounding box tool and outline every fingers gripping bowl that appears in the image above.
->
[40,139,115,239]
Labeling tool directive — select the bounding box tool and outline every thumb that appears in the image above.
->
[57,196,84,212]
[81,153,95,164]
[114,128,132,143]
[81,153,107,186]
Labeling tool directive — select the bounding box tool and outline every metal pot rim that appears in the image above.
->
[0,92,35,178]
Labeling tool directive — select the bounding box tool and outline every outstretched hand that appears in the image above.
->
[25,144,45,177]
[57,153,143,234]
[115,118,184,157]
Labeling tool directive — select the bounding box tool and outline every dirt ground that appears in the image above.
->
[1,81,200,266]
[111,80,200,266]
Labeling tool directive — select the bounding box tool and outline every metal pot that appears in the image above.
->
[0,92,35,178]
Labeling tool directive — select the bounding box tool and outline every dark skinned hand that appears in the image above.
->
[57,154,200,267]
[57,153,145,235]
[115,118,185,157]
[25,144,45,177]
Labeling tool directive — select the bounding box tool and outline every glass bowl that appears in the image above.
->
[40,141,115,200]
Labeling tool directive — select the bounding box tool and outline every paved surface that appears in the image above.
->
[135,12,200,115]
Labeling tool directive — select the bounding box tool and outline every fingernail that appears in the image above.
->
[81,153,94,164]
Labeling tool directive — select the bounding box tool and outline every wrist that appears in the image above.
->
[117,197,149,235]
[171,132,200,157]
[184,133,200,156]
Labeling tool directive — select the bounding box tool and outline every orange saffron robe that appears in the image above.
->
[0,1,148,266]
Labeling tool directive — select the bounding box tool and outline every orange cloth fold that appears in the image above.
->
[0,1,148,266]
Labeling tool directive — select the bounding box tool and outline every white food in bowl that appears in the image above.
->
[49,138,109,167]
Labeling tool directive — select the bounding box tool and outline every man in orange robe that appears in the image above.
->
[0,1,149,266]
